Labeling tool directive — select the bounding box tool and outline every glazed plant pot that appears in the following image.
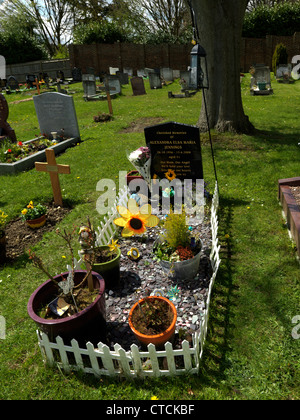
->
[26,214,46,229]
[27,270,106,346]
[92,246,121,290]
[128,296,177,349]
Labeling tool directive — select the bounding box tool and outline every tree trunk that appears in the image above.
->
[190,0,254,134]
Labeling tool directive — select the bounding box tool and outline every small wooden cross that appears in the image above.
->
[35,149,70,206]
[33,78,40,94]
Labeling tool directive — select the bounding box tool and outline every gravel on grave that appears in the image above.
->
[105,216,213,351]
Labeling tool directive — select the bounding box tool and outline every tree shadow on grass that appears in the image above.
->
[252,128,299,147]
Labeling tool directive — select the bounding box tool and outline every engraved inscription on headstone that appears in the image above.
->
[145,121,203,181]
[33,92,80,139]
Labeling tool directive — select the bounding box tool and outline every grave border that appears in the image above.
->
[0,136,78,175]
[36,182,220,379]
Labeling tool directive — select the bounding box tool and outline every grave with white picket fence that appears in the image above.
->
[36,182,220,379]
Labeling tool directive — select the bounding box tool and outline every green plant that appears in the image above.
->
[272,43,288,73]
[20,201,47,221]
[161,208,191,249]
[0,138,54,163]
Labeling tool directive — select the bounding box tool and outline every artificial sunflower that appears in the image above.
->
[165,169,176,181]
[114,198,159,237]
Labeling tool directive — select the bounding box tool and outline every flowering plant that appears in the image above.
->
[127,146,151,185]
[1,138,53,163]
[20,201,47,221]
[0,210,8,236]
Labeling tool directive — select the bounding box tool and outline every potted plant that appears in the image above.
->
[27,227,106,346]
[21,201,47,228]
[153,207,202,280]
[128,294,177,349]
[126,170,143,185]
[0,209,8,263]
[78,219,122,290]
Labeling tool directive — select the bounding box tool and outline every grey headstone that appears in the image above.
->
[105,76,121,95]
[116,71,129,85]
[72,67,82,82]
[131,76,146,96]
[149,73,162,89]
[82,74,97,96]
[33,92,80,139]
[160,68,173,82]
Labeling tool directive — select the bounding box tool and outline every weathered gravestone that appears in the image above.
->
[250,65,273,95]
[160,68,173,82]
[33,92,80,139]
[0,93,16,142]
[149,72,162,89]
[7,76,19,91]
[144,121,203,182]
[105,76,121,95]
[131,76,146,96]
[116,71,129,85]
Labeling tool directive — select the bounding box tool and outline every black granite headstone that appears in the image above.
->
[145,121,203,181]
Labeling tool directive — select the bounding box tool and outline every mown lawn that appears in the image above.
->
[0,74,299,400]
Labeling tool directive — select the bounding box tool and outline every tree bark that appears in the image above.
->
[190,0,254,134]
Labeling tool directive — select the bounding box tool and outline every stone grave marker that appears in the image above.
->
[123,68,133,76]
[105,76,121,95]
[116,71,129,85]
[160,68,173,82]
[82,74,98,98]
[144,121,203,182]
[131,76,146,96]
[250,65,273,95]
[35,148,70,206]
[0,93,16,142]
[72,67,82,82]
[33,92,80,139]
[149,72,162,89]
[7,75,19,91]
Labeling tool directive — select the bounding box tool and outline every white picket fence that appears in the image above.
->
[37,182,220,379]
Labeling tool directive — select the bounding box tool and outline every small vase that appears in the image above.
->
[26,214,46,229]
[0,234,6,263]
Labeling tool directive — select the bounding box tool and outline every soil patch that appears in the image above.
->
[4,204,71,260]
[120,117,165,133]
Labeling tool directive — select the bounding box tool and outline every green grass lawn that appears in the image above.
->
[0,74,299,400]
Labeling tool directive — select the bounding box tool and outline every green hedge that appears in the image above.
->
[243,2,300,38]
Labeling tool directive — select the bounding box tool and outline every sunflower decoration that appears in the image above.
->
[114,198,159,237]
[165,169,176,181]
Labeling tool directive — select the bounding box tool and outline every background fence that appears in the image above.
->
[4,32,300,82]
[37,182,220,379]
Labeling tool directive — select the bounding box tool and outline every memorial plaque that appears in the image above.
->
[131,76,146,96]
[145,121,203,181]
[33,92,80,139]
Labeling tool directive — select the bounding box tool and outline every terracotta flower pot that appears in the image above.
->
[26,214,46,229]
[92,246,121,290]
[27,270,106,346]
[128,296,177,348]
[126,170,143,185]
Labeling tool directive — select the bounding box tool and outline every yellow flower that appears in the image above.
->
[21,209,28,215]
[151,396,159,400]
[27,201,34,209]
[165,169,176,181]
[108,239,120,252]
[61,255,66,259]
[114,198,159,237]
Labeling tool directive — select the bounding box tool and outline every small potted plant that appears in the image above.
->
[27,227,106,345]
[153,207,202,280]
[21,201,47,228]
[128,294,177,349]
[0,209,8,263]
[78,219,121,290]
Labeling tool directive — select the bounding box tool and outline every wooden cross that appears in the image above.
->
[35,149,70,206]
[33,78,40,95]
